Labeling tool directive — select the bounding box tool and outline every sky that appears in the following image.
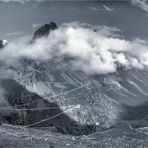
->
[0,1,148,40]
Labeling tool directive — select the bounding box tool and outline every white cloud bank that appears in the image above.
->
[131,0,148,12]
[103,5,114,12]
[0,22,148,75]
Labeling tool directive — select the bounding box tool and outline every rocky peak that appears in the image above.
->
[33,21,57,39]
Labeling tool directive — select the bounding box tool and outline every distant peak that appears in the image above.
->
[33,21,57,40]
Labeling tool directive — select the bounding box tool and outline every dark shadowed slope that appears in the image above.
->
[121,102,148,121]
[0,78,98,136]
[1,78,148,136]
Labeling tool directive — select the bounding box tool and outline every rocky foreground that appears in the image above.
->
[1,121,148,148]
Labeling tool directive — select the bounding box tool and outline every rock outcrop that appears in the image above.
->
[33,21,57,40]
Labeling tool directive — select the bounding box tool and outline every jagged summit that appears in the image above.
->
[33,21,57,39]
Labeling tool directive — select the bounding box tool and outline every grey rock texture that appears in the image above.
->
[0,79,97,136]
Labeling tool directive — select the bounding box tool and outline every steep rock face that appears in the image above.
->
[0,78,97,136]
[33,21,57,39]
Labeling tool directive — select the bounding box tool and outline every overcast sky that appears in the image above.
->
[0,1,148,40]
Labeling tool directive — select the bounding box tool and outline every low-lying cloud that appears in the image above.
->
[131,0,148,12]
[0,22,148,75]
[103,5,114,12]
[0,0,43,4]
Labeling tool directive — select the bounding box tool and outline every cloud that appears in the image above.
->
[5,31,25,37]
[89,6,99,11]
[131,0,148,12]
[0,22,148,75]
[32,24,42,29]
[0,0,43,4]
[0,0,27,4]
[103,5,114,12]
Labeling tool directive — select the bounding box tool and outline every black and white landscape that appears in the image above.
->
[1,0,148,147]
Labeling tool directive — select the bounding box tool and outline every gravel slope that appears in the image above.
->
[1,122,148,148]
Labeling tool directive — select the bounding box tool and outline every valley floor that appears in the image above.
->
[0,123,148,148]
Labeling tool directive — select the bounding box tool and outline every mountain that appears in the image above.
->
[0,22,124,128]
[0,78,98,136]
[1,21,148,137]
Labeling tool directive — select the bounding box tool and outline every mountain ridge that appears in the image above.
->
[1,21,148,137]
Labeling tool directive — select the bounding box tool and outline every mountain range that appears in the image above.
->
[1,21,148,137]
